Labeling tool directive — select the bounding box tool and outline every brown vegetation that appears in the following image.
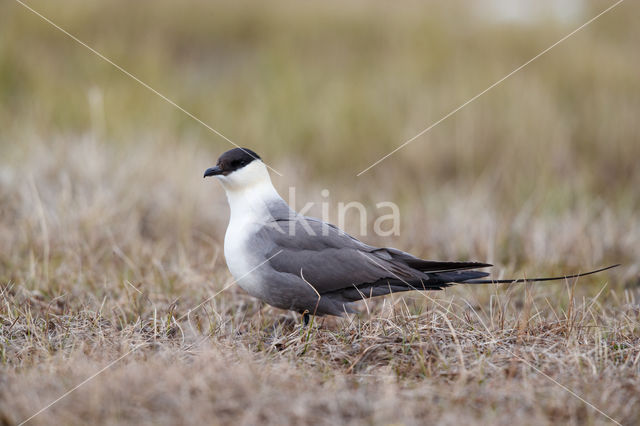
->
[1,1,639,424]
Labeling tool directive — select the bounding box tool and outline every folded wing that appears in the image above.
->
[260,216,490,295]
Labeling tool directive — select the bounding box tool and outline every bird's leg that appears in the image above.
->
[302,312,310,326]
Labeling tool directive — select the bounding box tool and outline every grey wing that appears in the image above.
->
[259,216,490,294]
[258,217,415,294]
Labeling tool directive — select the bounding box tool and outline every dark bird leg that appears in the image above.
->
[302,312,310,326]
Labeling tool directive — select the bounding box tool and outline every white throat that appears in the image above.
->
[216,160,285,295]
[215,160,282,222]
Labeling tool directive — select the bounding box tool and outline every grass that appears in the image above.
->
[1,0,639,424]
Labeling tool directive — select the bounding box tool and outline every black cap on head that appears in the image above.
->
[204,148,261,177]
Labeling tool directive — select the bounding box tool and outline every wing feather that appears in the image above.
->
[260,216,487,294]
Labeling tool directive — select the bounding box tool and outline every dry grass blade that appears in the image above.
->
[1,1,639,424]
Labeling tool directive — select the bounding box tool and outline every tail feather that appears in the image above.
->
[432,270,490,283]
[329,270,490,302]
[461,264,620,284]
[403,259,492,273]
[324,265,619,305]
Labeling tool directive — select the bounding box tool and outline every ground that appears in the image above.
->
[1,1,639,425]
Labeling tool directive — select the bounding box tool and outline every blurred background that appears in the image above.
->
[0,0,638,296]
[2,3,640,423]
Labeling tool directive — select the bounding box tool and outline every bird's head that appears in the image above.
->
[204,148,270,191]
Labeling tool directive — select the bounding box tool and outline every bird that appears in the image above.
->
[204,147,618,325]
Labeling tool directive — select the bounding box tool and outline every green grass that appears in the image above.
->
[1,1,639,424]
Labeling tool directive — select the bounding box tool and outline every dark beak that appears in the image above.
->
[203,166,223,178]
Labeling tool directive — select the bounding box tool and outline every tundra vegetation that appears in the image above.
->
[0,1,638,424]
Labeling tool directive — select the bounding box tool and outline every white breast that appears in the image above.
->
[224,215,266,297]
[218,161,284,298]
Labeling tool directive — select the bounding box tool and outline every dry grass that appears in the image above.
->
[1,137,637,425]
[1,1,639,425]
